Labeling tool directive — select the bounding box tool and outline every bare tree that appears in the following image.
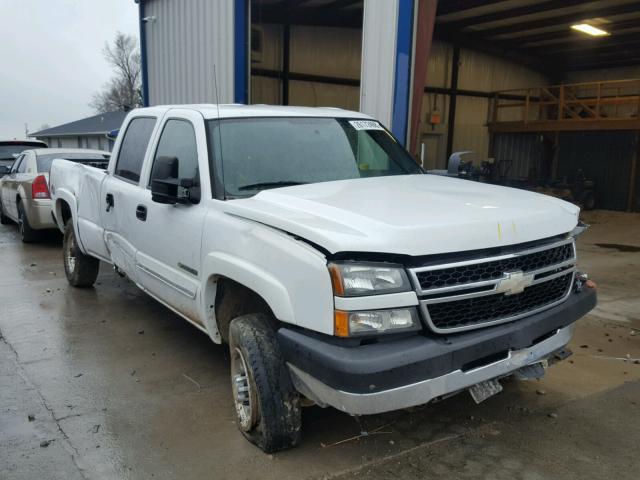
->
[90,32,142,113]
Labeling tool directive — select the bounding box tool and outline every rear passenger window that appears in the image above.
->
[10,155,24,173]
[114,117,156,182]
[17,156,28,173]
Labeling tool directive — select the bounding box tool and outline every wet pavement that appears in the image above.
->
[1,210,639,480]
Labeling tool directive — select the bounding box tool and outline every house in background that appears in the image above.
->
[29,110,128,152]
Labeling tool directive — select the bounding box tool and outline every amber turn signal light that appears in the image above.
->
[334,310,349,337]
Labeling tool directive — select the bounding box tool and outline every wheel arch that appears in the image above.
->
[53,191,86,253]
[201,252,295,344]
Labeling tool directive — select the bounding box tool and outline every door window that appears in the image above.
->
[17,156,28,173]
[149,119,200,203]
[10,155,24,174]
[114,117,157,183]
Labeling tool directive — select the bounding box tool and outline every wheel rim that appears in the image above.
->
[66,231,77,273]
[231,347,256,432]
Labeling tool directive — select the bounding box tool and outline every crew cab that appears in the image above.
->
[49,105,597,453]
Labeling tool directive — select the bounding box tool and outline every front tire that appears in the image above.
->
[63,221,99,287]
[229,314,301,453]
[18,200,38,243]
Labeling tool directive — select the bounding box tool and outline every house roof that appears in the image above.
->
[30,111,128,138]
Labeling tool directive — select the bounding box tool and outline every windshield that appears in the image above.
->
[206,117,422,197]
[36,152,110,172]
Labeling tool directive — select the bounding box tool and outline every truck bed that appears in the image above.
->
[50,159,110,260]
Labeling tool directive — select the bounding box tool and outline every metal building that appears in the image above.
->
[136,0,436,151]
[136,0,640,211]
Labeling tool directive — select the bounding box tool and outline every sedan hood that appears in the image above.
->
[223,175,579,256]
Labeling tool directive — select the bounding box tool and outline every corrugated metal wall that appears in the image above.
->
[360,0,399,130]
[418,40,548,168]
[457,48,547,92]
[557,132,638,211]
[635,145,640,212]
[250,24,361,110]
[492,133,544,180]
[144,0,234,105]
[567,65,640,83]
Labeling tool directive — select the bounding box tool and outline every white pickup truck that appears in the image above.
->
[50,105,597,452]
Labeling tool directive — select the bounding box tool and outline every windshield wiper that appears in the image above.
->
[238,181,307,191]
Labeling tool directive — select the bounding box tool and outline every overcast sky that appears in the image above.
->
[0,0,139,138]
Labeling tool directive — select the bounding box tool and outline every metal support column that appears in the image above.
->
[446,44,460,160]
[409,0,438,156]
[282,24,291,105]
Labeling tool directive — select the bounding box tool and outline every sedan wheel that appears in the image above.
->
[17,201,38,243]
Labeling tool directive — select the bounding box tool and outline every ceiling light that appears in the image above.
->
[571,24,610,36]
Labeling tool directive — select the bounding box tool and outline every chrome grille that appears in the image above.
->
[410,238,576,333]
[414,243,574,291]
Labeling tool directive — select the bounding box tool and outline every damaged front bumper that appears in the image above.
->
[278,287,596,415]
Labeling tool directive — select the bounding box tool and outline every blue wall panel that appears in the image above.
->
[234,0,248,104]
[391,0,414,144]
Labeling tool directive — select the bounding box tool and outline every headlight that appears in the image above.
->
[328,262,411,297]
[334,308,419,337]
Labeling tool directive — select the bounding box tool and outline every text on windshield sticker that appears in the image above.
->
[349,120,385,131]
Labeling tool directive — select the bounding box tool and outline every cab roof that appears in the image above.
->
[128,104,372,120]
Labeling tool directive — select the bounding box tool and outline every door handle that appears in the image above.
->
[136,204,147,221]
[105,193,114,212]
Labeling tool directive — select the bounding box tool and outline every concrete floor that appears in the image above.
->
[0,210,638,480]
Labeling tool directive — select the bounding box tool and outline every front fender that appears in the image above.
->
[202,251,296,330]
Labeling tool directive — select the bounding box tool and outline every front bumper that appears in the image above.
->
[278,287,596,415]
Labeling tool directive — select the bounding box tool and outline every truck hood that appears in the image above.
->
[223,175,579,256]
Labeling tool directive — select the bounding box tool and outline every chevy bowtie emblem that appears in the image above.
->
[496,270,535,295]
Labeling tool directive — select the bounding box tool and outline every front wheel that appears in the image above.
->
[63,221,99,287]
[229,314,301,453]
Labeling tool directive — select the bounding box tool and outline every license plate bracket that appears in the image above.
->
[469,378,503,404]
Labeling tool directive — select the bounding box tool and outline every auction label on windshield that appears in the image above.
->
[349,120,385,131]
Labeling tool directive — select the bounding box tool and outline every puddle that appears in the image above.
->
[595,243,640,253]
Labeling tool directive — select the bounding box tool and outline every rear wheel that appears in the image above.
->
[17,201,38,243]
[0,200,11,225]
[229,313,301,452]
[63,221,99,287]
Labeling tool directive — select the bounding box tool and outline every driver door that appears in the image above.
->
[129,110,209,323]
